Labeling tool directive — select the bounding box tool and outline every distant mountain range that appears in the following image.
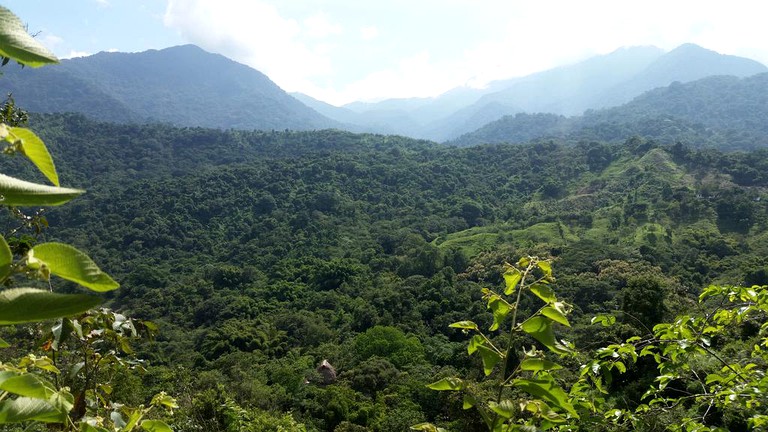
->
[1,43,766,143]
[450,73,768,151]
[0,44,338,131]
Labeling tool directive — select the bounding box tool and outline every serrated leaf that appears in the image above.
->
[0,173,82,206]
[426,377,464,391]
[529,283,556,304]
[0,396,65,423]
[514,374,578,418]
[521,316,568,355]
[0,288,102,324]
[0,7,58,67]
[503,268,522,295]
[9,127,58,186]
[541,306,570,327]
[29,243,118,292]
[520,358,563,372]
[449,320,478,330]
[477,344,502,376]
[140,420,174,432]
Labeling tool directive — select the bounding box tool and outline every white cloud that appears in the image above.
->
[163,0,334,92]
[360,26,378,41]
[303,13,342,38]
[62,50,92,59]
[94,0,110,6]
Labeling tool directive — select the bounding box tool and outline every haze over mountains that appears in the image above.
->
[2,42,766,144]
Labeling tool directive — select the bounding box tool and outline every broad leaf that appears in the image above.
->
[488,399,516,419]
[410,423,448,432]
[449,320,478,330]
[141,420,174,432]
[0,173,82,206]
[514,374,578,418]
[503,268,522,295]
[0,372,56,399]
[0,288,102,324]
[9,127,58,186]
[468,334,484,355]
[477,344,502,376]
[29,243,119,292]
[488,297,510,331]
[0,235,11,281]
[520,358,563,372]
[521,316,568,354]
[536,260,552,278]
[426,377,465,391]
[463,393,476,410]
[529,283,556,304]
[0,337,8,348]
[0,7,58,67]
[0,397,65,423]
[541,306,570,327]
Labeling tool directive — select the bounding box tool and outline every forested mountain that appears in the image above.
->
[6,112,768,430]
[451,72,768,150]
[332,44,766,141]
[0,45,339,130]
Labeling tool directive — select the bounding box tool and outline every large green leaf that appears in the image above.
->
[541,306,570,327]
[0,235,11,281]
[0,173,82,206]
[477,344,502,376]
[0,372,56,399]
[514,374,578,418]
[29,243,119,292]
[503,268,522,295]
[520,358,563,372]
[529,283,556,304]
[9,127,58,186]
[0,288,102,324]
[0,397,65,423]
[521,316,568,354]
[0,7,58,67]
[426,377,465,391]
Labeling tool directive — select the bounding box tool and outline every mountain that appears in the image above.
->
[323,44,766,141]
[1,44,339,131]
[450,72,768,150]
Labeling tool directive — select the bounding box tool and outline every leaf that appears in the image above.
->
[0,7,58,67]
[591,315,616,327]
[468,334,484,355]
[463,393,476,410]
[0,396,66,423]
[0,235,11,281]
[488,297,510,331]
[521,316,568,355]
[514,374,579,418]
[140,420,174,432]
[520,358,563,372]
[529,283,556,304]
[488,399,516,419]
[0,288,102,324]
[536,260,552,278]
[0,337,8,348]
[9,127,58,186]
[541,306,570,327]
[449,321,478,331]
[0,372,56,400]
[426,377,465,391]
[410,423,448,432]
[29,243,119,292]
[0,173,83,206]
[503,268,522,295]
[477,344,502,376]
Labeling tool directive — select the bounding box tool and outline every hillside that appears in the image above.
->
[451,72,768,150]
[0,45,339,130]
[6,113,767,430]
[330,44,766,141]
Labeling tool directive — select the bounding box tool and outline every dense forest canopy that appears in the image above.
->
[0,110,765,430]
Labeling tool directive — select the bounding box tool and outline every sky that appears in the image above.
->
[5,0,768,106]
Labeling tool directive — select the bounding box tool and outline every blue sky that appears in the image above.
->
[5,1,768,105]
